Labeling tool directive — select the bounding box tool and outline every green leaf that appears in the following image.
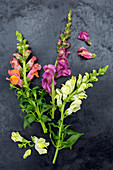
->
[24,114,36,129]
[32,89,37,100]
[40,104,52,114]
[18,144,24,148]
[63,132,84,149]
[50,122,59,128]
[41,115,51,123]
[66,129,81,135]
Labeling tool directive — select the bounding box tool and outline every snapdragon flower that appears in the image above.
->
[31,136,49,155]
[6,69,23,87]
[78,31,91,45]
[78,47,96,59]
[42,64,56,93]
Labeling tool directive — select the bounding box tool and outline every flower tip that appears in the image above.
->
[92,53,97,58]
[87,40,92,45]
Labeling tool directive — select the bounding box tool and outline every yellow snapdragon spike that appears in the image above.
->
[11,132,23,142]
[23,149,31,159]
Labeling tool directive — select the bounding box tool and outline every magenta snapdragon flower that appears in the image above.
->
[56,55,71,78]
[78,47,96,59]
[58,47,71,58]
[42,64,56,93]
[78,31,91,45]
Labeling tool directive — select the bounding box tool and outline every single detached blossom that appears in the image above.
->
[23,149,32,159]
[78,31,92,45]
[11,132,23,142]
[27,56,37,68]
[10,58,22,71]
[31,136,49,155]
[27,63,41,80]
[42,64,56,93]
[78,47,97,59]
[56,55,71,78]
[6,69,23,87]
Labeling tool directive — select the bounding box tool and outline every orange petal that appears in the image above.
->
[10,75,19,85]
[8,69,20,77]
[32,71,39,77]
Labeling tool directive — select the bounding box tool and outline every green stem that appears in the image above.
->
[51,77,55,119]
[52,102,65,164]
[52,147,59,164]
[40,121,47,133]
[22,60,29,98]
[35,105,47,133]
[51,60,57,119]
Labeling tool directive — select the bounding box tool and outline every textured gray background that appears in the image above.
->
[0,0,113,170]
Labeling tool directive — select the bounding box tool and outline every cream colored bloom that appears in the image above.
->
[61,76,76,100]
[77,74,82,87]
[66,98,82,115]
[54,89,62,107]
[82,72,89,83]
[31,136,49,155]
[23,149,31,159]
[77,83,87,93]
[11,132,23,142]
[72,91,87,100]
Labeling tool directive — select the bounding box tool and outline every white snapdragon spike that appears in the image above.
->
[23,149,31,159]
[31,136,49,155]
[77,74,82,87]
[11,132,23,142]
[54,89,62,107]
[82,72,89,83]
[66,98,82,115]
[72,91,87,100]
[61,76,76,100]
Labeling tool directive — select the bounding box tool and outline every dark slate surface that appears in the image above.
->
[0,0,113,169]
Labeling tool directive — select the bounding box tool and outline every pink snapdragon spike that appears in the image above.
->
[42,64,56,93]
[78,47,97,59]
[27,56,37,68]
[56,55,71,78]
[6,69,23,87]
[10,58,22,71]
[78,31,92,45]
[27,63,41,80]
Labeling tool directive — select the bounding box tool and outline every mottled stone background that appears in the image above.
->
[0,0,113,169]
